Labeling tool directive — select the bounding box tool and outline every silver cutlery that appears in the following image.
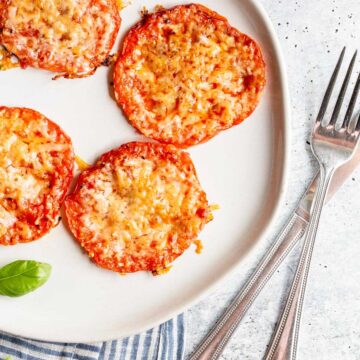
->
[190,48,360,360]
[265,47,360,360]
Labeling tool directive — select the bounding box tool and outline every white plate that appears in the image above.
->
[0,0,289,342]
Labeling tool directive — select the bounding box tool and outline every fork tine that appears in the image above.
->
[330,50,357,126]
[343,71,360,128]
[316,47,346,124]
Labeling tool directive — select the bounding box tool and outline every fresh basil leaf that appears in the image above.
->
[0,260,51,297]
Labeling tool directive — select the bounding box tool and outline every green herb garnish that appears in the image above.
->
[0,260,51,297]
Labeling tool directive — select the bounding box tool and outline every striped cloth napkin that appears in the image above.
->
[0,314,185,360]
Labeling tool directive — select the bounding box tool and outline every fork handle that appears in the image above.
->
[264,165,335,360]
[189,212,307,360]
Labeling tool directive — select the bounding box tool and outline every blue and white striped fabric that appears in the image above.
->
[0,314,185,360]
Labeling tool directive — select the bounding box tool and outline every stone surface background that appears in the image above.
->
[186,0,360,359]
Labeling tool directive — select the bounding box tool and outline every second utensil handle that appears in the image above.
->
[264,167,334,360]
[189,212,307,360]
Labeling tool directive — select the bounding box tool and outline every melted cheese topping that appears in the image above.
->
[116,0,131,10]
[193,239,203,254]
[1,0,119,75]
[115,5,265,146]
[0,108,72,241]
[209,204,221,211]
[79,156,205,256]
[75,155,91,171]
[0,45,19,70]
[152,265,172,276]
[65,143,209,272]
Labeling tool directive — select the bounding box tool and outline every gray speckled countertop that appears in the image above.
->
[186,1,360,359]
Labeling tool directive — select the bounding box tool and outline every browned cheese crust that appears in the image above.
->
[114,4,266,147]
[0,107,74,245]
[65,142,209,273]
[0,0,121,77]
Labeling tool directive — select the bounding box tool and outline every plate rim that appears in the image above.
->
[0,0,291,343]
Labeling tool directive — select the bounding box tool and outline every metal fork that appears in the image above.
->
[265,47,360,360]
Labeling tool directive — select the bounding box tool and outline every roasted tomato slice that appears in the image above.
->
[114,4,265,147]
[0,107,74,245]
[65,142,209,273]
[0,0,121,77]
